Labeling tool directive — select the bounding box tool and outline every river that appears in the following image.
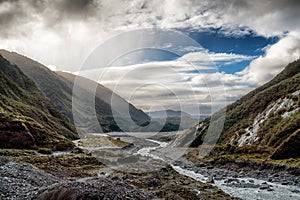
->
[79,132,300,200]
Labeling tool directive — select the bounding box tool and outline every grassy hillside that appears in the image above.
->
[0,50,75,121]
[0,55,78,150]
[190,59,300,159]
[57,71,151,132]
[0,50,150,133]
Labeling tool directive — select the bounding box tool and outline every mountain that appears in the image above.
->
[190,59,300,159]
[57,71,151,132]
[0,50,150,133]
[148,110,192,118]
[0,55,78,150]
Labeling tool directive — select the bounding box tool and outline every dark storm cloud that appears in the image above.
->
[0,0,18,3]
[0,0,100,38]
[0,0,30,38]
[46,0,99,24]
[1,0,300,39]
[55,0,97,14]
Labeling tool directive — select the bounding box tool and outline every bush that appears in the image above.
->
[37,148,53,155]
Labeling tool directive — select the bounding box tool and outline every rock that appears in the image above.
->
[268,178,273,182]
[0,161,61,199]
[35,178,152,200]
[0,160,152,200]
[291,189,300,194]
[207,176,215,184]
[0,157,9,166]
[207,166,214,169]
[259,186,269,190]
[122,143,135,150]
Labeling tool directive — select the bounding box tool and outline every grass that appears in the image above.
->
[187,145,300,168]
[190,60,300,161]
[0,56,79,150]
[77,134,129,148]
[0,148,104,179]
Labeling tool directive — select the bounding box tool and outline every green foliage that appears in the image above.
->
[271,129,300,159]
[37,148,53,155]
[0,56,78,150]
[191,59,300,159]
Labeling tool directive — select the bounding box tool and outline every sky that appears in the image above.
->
[0,0,300,115]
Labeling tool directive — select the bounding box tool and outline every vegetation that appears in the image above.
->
[0,50,151,133]
[0,148,103,179]
[0,55,78,150]
[191,59,300,161]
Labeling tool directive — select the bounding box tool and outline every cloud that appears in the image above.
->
[221,0,300,37]
[74,51,252,114]
[239,32,300,84]
[0,0,299,70]
[179,51,255,66]
[0,0,299,114]
[1,0,299,39]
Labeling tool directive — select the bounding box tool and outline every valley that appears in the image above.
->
[0,52,299,200]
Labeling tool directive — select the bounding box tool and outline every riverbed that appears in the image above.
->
[78,132,300,200]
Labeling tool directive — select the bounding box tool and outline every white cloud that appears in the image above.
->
[0,0,299,71]
[0,0,300,114]
[239,32,300,84]
[47,65,57,71]
[74,51,253,114]
[179,51,255,66]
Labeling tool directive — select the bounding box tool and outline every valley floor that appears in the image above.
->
[1,133,300,200]
[0,148,233,200]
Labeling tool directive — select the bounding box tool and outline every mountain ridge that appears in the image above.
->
[0,55,78,150]
[0,50,151,133]
[148,109,193,119]
[190,59,300,159]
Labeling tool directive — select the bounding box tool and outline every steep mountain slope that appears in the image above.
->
[191,59,300,159]
[0,50,74,121]
[57,71,151,132]
[0,50,150,133]
[0,55,78,150]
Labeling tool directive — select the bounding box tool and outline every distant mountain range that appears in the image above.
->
[148,110,192,118]
[0,50,150,133]
[190,59,300,159]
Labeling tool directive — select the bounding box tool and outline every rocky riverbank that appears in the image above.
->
[173,149,300,200]
[0,148,235,200]
[0,157,151,199]
[185,148,300,187]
